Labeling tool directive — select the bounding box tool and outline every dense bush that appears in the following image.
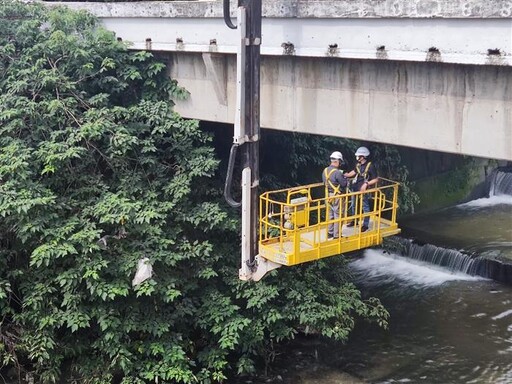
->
[0,1,388,383]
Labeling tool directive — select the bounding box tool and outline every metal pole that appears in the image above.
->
[225,0,277,280]
[240,0,261,266]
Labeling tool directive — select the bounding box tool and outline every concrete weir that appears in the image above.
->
[49,0,512,161]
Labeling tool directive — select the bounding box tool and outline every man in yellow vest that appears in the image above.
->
[322,151,348,239]
[344,146,378,232]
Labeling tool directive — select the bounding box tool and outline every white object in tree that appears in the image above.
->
[132,257,152,287]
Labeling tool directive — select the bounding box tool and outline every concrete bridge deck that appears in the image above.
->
[49,1,512,161]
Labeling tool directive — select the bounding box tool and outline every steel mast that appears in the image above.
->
[223,0,281,281]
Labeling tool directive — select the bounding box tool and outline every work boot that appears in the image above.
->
[346,221,355,227]
[361,225,369,232]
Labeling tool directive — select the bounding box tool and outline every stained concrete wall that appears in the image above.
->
[63,0,512,18]
[171,53,512,160]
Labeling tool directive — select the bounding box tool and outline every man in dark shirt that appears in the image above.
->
[322,151,348,239]
[344,146,378,232]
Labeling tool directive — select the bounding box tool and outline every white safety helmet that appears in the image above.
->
[355,146,370,158]
[330,151,343,161]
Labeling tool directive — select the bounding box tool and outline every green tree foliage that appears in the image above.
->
[0,2,388,383]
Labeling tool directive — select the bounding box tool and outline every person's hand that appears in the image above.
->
[360,182,368,192]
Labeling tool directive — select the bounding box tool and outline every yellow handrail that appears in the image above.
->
[259,178,401,266]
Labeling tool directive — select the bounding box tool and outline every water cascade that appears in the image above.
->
[390,167,512,283]
[488,168,512,196]
[384,237,512,283]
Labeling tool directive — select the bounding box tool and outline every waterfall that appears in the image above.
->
[405,241,477,274]
[464,167,512,202]
[489,169,512,196]
[384,237,512,284]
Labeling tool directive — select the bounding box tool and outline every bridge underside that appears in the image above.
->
[171,53,512,161]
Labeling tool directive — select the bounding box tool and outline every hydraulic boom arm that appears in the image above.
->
[223,0,281,281]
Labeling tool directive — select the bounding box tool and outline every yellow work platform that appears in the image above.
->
[258,178,400,266]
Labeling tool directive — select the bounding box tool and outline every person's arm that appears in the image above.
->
[360,164,378,191]
[337,171,349,189]
[344,170,355,178]
[366,177,378,187]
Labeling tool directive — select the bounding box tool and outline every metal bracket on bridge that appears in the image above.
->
[245,37,261,46]
[234,134,259,145]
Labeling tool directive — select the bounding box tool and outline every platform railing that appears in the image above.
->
[259,178,400,266]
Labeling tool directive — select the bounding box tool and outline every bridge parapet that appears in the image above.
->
[51,0,512,66]
[55,0,512,19]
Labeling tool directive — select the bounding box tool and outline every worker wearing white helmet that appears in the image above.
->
[343,146,378,232]
[322,151,348,239]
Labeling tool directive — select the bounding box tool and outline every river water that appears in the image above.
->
[343,250,512,383]
[400,195,512,263]
[265,173,512,383]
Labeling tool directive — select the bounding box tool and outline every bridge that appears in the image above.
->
[51,0,512,161]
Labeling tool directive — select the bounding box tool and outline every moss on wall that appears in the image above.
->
[412,160,489,212]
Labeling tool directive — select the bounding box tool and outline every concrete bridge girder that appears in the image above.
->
[48,1,512,160]
[172,53,512,161]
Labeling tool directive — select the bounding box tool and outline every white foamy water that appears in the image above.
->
[350,249,482,286]
[457,195,512,209]
[492,309,512,320]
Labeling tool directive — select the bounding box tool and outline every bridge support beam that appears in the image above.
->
[171,53,512,161]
